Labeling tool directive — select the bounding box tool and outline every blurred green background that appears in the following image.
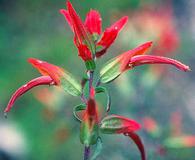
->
[0,0,195,159]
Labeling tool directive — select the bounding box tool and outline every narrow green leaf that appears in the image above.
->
[61,71,82,96]
[100,58,121,83]
[73,104,86,122]
[95,86,111,112]
[90,137,103,160]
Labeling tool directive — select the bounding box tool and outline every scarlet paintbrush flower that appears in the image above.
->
[4,58,82,114]
[100,41,190,83]
[100,115,145,160]
[60,1,128,60]
[60,1,95,67]
[4,76,54,113]
[4,1,191,160]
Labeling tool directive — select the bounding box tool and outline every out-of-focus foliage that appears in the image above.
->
[0,0,195,159]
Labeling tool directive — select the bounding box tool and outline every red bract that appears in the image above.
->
[85,10,102,35]
[84,98,99,123]
[119,41,153,72]
[4,76,54,113]
[5,1,191,160]
[5,57,82,114]
[96,16,128,57]
[60,1,94,62]
[60,1,128,59]
[130,55,190,72]
[126,132,146,160]
[116,42,189,73]
[28,58,64,85]
[80,98,99,146]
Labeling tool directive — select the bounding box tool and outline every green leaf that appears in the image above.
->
[61,71,82,96]
[73,104,86,122]
[95,86,111,112]
[90,137,103,160]
[85,60,96,71]
[80,122,99,146]
[100,115,141,134]
[100,58,121,83]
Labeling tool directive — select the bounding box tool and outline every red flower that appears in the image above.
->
[4,58,82,114]
[4,76,54,113]
[100,115,145,160]
[85,10,102,36]
[96,16,128,57]
[28,58,64,85]
[60,1,94,62]
[60,1,128,59]
[100,41,190,83]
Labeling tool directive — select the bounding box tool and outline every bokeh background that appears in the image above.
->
[0,0,195,159]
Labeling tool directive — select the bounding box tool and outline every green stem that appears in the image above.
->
[84,146,90,160]
[89,71,94,98]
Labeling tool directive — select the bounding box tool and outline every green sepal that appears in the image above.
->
[85,60,96,71]
[95,86,111,112]
[61,71,82,96]
[95,45,104,53]
[73,104,86,122]
[100,58,121,83]
[100,115,140,134]
[80,122,99,146]
[92,33,99,42]
[100,115,124,134]
[90,137,103,160]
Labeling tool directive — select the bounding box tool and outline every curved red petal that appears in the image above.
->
[96,16,128,57]
[118,41,153,72]
[60,9,74,31]
[77,44,93,61]
[28,58,64,85]
[114,115,141,133]
[130,55,190,72]
[66,1,91,45]
[85,10,102,35]
[125,132,146,160]
[4,76,54,113]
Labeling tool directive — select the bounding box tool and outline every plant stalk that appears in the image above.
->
[84,146,90,160]
[89,71,94,98]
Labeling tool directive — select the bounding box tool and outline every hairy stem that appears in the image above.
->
[84,146,90,160]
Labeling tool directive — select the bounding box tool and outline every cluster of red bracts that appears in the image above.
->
[4,1,190,160]
[60,1,128,70]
